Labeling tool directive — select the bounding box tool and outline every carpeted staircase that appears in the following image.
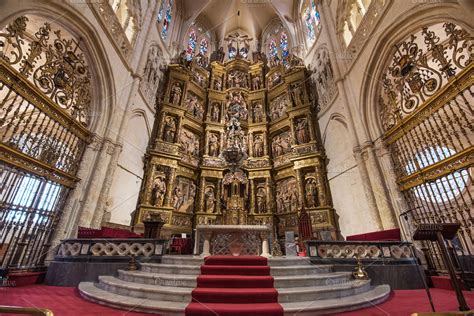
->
[185,255,283,316]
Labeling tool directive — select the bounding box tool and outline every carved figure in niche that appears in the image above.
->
[290,189,300,212]
[179,129,200,157]
[270,94,289,121]
[210,102,220,122]
[186,95,204,120]
[276,178,299,213]
[194,52,208,68]
[170,82,182,105]
[205,186,216,213]
[252,102,264,123]
[290,83,305,107]
[256,186,266,213]
[227,70,248,88]
[269,71,282,89]
[192,72,206,88]
[286,53,304,69]
[225,91,248,121]
[162,115,177,142]
[213,76,223,90]
[151,175,166,207]
[252,75,261,90]
[172,177,196,213]
[217,47,225,63]
[305,178,318,208]
[295,118,309,144]
[271,133,291,157]
[253,134,264,157]
[208,133,220,157]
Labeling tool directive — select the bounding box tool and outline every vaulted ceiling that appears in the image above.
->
[179,0,298,44]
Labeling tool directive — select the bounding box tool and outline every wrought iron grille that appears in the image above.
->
[379,22,473,272]
[0,16,92,270]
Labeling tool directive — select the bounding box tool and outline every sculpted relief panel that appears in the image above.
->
[185,92,204,120]
[179,129,200,157]
[271,131,292,157]
[270,94,289,121]
[276,177,300,214]
[172,177,196,213]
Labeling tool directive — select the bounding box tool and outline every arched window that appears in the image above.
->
[186,31,197,61]
[158,0,173,39]
[183,24,212,61]
[264,22,291,64]
[337,0,373,47]
[302,0,321,45]
[110,0,139,44]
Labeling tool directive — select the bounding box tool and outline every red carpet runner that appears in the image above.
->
[185,255,284,316]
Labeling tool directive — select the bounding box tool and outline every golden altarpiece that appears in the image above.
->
[132,53,338,239]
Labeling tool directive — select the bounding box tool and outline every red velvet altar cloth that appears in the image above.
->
[346,228,401,241]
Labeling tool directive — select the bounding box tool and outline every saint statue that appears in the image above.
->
[305,179,318,208]
[151,176,166,207]
[253,102,263,123]
[211,102,220,122]
[208,133,220,157]
[253,135,264,157]
[295,118,309,144]
[170,82,182,105]
[205,187,216,213]
[256,187,266,213]
[163,116,176,142]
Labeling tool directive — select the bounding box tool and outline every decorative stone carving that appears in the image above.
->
[162,115,177,142]
[268,70,282,89]
[205,186,217,213]
[208,132,220,157]
[151,173,167,207]
[252,101,264,123]
[305,178,318,208]
[227,70,248,88]
[185,93,204,120]
[172,177,196,213]
[276,177,300,213]
[311,47,337,112]
[289,82,305,107]
[270,94,289,120]
[295,117,309,144]
[255,186,267,213]
[251,74,261,90]
[253,134,264,157]
[210,102,221,122]
[179,129,200,157]
[140,45,163,106]
[271,131,292,157]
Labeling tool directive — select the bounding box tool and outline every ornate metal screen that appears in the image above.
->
[0,16,92,270]
[379,23,473,271]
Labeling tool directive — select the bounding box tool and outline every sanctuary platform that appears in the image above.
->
[78,255,391,315]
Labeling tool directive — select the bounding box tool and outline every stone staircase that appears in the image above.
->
[78,255,391,315]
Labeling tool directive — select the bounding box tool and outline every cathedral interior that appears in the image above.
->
[0,0,473,315]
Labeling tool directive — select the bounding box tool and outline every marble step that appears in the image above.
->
[118,269,352,289]
[79,282,187,316]
[270,265,333,276]
[281,284,391,315]
[118,269,198,288]
[161,255,203,266]
[97,275,193,302]
[140,263,201,275]
[274,272,353,288]
[268,257,312,266]
[79,281,391,316]
[277,280,371,303]
[101,273,368,304]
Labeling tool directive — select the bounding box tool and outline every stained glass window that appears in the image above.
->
[161,0,173,39]
[185,31,197,61]
[239,47,248,58]
[280,32,289,61]
[228,46,237,59]
[157,0,164,22]
[303,0,321,43]
[199,38,208,56]
[268,39,278,59]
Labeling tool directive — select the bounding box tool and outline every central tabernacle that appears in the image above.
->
[133,53,337,241]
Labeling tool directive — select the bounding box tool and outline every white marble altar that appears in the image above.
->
[193,225,271,257]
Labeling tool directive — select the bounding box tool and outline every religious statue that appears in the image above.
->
[205,187,216,213]
[214,76,223,90]
[162,116,177,143]
[186,95,204,120]
[253,134,264,157]
[252,102,264,123]
[252,75,261,90]
[172,187,184,210]
[270,94,289,120]
[211,102,220,122]
[208,133,220,157]
[170,82,182,105]
[295,118,309,144]
[256,187,266,213]
[151,175,166,207]
[305,178,318,208]
[271,133,291,157]
[227,70,248,88]
[269,71,282,88]
[290,188,299,212]
[179,130,200,157]
[290,83,305,107]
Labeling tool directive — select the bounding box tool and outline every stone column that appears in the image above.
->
[202,231,212,256]
[204,130,210,155]
[263,131,268,156]
[157,112,167,141]
[248,133,254,157]
[307,113,316,142]
[315,165,328,207]
[363,142,397,229]
[198,177,206,213]
[265,178,272,213]
[353,146,383,230]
